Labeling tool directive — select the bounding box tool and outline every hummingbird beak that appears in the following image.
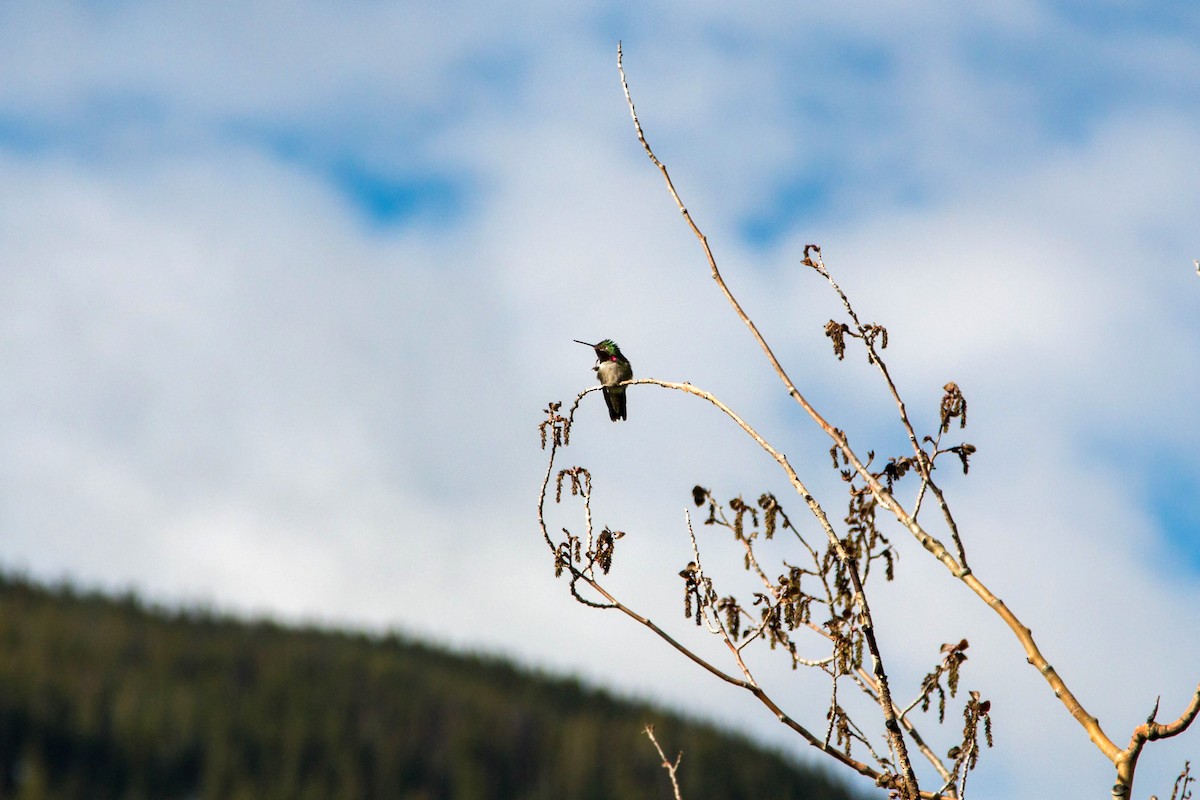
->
[573,339,596,347]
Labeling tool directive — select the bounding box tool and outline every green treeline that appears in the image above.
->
[0,572,859,800]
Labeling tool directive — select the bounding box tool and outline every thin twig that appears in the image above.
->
[644,725,684,800]
[565,560,888,782]
[850,657,955,789]
[1114,684,1200,799]
[619,44,918,798]
[617,41,1124,778]
[682,510,771,683]
[539,383,911,790]
[808,254,969,571]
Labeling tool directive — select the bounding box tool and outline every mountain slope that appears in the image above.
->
[0,572,858,800]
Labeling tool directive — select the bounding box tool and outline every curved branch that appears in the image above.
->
[619,45,921,795]
[615,375,916,795]
[616,42,1124,772]
[541,380,961,798]
[1113,684,1200,799]
[808,257,969,571]
[854,666,956,791]
[566,562,912,786]
[643,725,685,800]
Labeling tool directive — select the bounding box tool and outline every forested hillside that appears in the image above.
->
[0,572,857,800]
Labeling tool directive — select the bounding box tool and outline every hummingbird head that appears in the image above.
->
[575,338,625,361]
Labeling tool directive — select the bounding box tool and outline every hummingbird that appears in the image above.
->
[575,339,633,421]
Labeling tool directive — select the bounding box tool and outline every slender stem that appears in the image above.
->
[1113,684,1200,798]
[616,41,1200,797]
[616,42,1124,779]
[809,258,969,570]
[568,561,887,781]
[624,376,915,795]
[643,725,685,800]
[620,44,919,797]
[856,667,956,791]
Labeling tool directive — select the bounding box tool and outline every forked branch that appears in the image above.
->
[643,725,685,800]
[1114,687,1200,799]
[576,42,1200,799]
[541,377,931,796]
[616,40,1154,785]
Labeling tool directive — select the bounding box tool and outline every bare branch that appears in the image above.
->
[619,44,916,798]
[539,388,894,784]
[1169,760,1193,800]
[601,371,915,794]
[553,43,1200,800]
[854,661,956,790]
[1114,684,1200,799]
[564,559,892,783]
[619,43,1121,773]
[643,725,684,800]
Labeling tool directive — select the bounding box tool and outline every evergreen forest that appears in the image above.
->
[0,571,859,800]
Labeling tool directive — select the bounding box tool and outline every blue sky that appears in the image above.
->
[1,3,1199,799]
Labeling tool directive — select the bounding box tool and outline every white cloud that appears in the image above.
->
[0,3,1198,799]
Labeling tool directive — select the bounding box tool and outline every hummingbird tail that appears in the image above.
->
[604,388,627,422]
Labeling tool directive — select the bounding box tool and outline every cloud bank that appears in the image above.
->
[0,3,1198,798]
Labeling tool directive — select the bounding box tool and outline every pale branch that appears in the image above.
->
[1114,684,1200,799]
[611,373,917,795]
[846,647,956,789]
[912,471,932,520]
[837,423,1121,762]
[536,403,570,553]
[643,725,684,800]
[539,385,921,794]
[807,253,969,572]
[682,511,765,681]
[620,44,918,795]
[617,42,1141,784]
[560,560,891,785]
[788,650,836,669]
[613,43,1199,798]
[816,276,1124,764]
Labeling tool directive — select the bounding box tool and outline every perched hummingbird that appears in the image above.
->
[575,339,633,421]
